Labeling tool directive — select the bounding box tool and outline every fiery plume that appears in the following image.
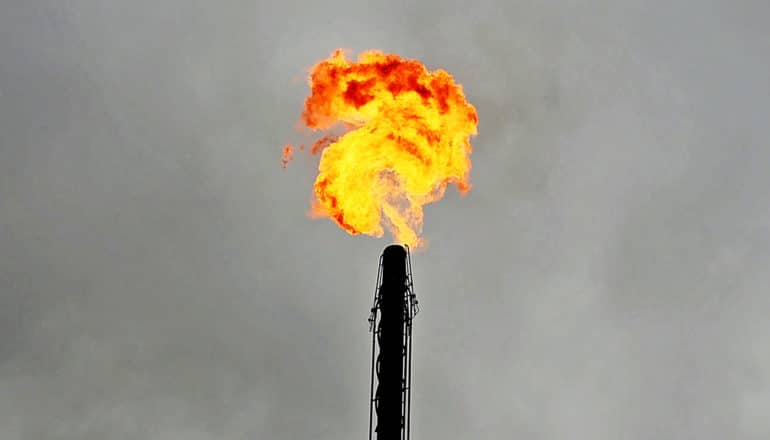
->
[283,49,478,248]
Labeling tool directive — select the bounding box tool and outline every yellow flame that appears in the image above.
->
[285,49,478,248]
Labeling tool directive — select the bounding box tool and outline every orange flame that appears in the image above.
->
[285,49,478,248]
[280,144,294,169]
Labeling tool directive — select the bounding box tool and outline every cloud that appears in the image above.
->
[1,1,768,439]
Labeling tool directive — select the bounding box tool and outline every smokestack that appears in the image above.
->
[369,245,419,440]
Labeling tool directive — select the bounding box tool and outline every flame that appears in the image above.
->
[284,49,478,248]
[280,144,294,169]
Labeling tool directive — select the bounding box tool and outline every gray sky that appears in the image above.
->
[1,1,769,439]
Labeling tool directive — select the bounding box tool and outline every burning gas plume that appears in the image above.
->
[283,49,478,248]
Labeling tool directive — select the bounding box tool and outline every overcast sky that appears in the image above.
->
[1,1,769,439]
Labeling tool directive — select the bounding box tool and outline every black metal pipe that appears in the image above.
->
[375,245,408,440]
